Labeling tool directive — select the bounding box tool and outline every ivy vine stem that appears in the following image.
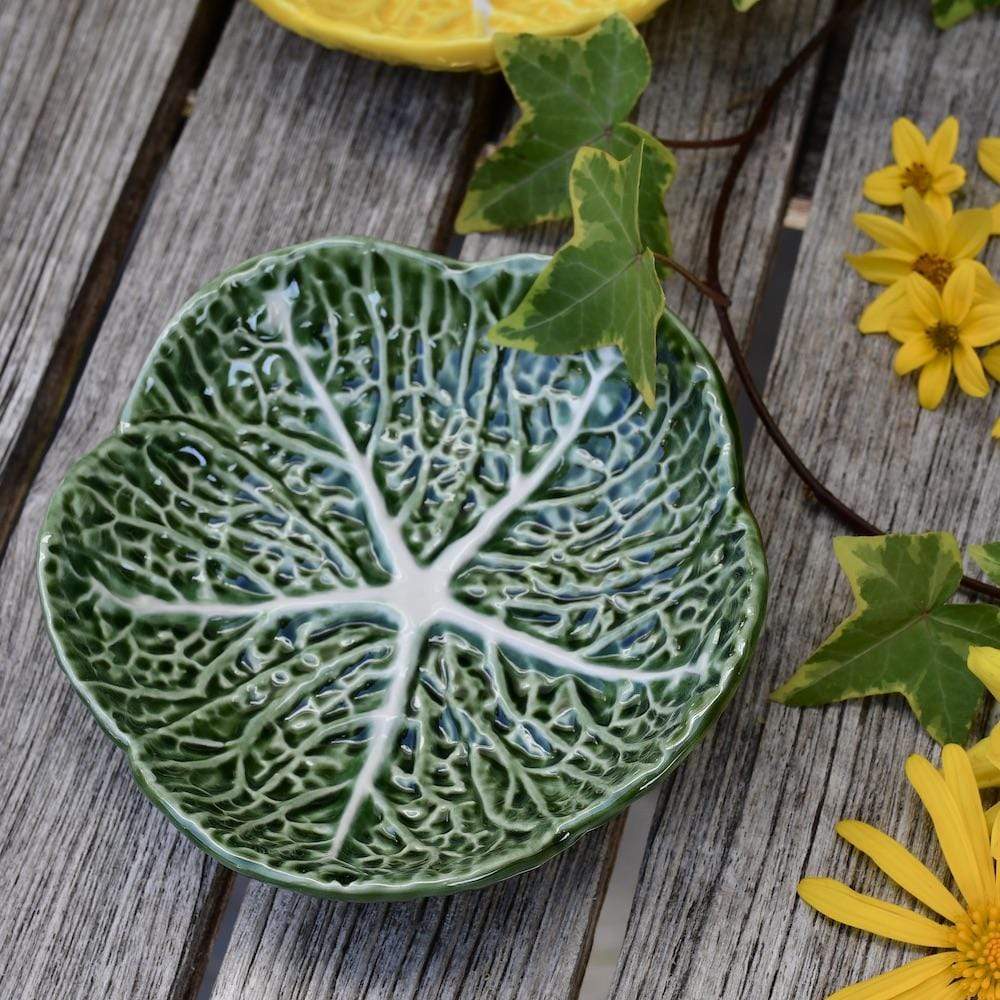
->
[665,0,1000,605]
[651,252,730,307]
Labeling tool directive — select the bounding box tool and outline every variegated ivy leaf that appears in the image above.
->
[489,145,665,407]
[455,13,675,269]
[932,0,1000,28]
[773,532,1000,745]
[39,238,766,899]
[971,543,1000,586]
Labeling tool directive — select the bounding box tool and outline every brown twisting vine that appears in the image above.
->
[658,0,1000,603]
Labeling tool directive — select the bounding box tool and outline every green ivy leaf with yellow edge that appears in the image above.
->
[455,14,675,271]
[489,144,664,407]
[932,0,1000,29]
[971,543,1000,586]
[773,532,1000,745]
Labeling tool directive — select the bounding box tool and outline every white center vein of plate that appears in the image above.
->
[97,294,666,859]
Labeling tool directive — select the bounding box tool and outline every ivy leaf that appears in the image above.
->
[971,543,1000,586]
[772,533,1000,745]
[932,0,1000,28]
[455,12,675,266]
[488,144,665,406]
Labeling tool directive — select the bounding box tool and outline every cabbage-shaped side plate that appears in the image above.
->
[39,238,766,900]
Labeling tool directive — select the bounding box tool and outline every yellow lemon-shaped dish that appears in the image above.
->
[250,0,671,71]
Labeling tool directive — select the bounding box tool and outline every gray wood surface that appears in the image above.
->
[609,4,1000,999]
[0,0,199,476]
[211,2,834,999]
[0,5,483,998]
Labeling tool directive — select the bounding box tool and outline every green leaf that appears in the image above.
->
[971,543,1000,586]
[732,0,764,8]
[932,0,1000,28]
[38,237,767,900]
[455,12,675,260]
[488,145,665,406]
[772,532,1000,745]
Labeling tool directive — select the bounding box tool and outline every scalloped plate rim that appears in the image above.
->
[248,0,671,71]
[37,236,768,901]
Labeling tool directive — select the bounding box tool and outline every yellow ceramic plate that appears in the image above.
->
[250,0,670,71]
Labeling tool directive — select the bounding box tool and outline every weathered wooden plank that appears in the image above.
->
[0,0,206,506]
[609,4,1000,999]
[0,5,488,997]
[210,3,834,999]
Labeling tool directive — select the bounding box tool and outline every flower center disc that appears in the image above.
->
[956,911,1000,997]
[913,253,954,290]
[902,162,934,195]
[928,321,960,352]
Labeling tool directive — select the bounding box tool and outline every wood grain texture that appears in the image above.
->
[0,5,484,997]
[212,3,834,1000]
[609,4,1000,999]
[0,0,200,478]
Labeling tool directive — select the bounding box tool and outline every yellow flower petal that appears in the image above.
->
[894,970,966,1000]
[836,819,965,922]
[918,352,952,409]
[984,346,1000,381]
[864,166,906,206]
[980,137,1000,185]
[932,163,965,195]
[992,804,1000,867]
[994,416,1000,440]
[855,211,924,256]
[905,273,943,328]
[953,342,988,398]
[969,723,1000,789]
[925,190,954,220]
[893,118,931,169]
[826,953,959,1000]
[888,311,928,344]
[797,877,954,948]
[969,647,1000,701]
[847,250,915,286]
[860,282,909,334]
[906,754,988,907]
[944,208,993,261]
[894,337,936,375]
[903,189,946,254]
[960,305,1000,348]
[972,262,1000,305]
[992,203,1000,237]
[942,261,976,326]
[985,723,1000,774]
[928,116,960,173]
[940,745,993,902]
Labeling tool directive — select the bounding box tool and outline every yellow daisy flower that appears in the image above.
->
[980,138,1000,236]
[888,262,1000,409]
[848,189,993,334]
[865,117,966,218]
[799,744,1000,1000]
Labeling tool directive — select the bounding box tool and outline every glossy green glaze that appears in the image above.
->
[38,238,767,900]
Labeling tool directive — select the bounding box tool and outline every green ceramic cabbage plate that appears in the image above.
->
[38,238,767,900]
